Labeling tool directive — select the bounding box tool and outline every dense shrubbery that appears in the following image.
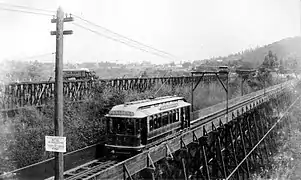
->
[251,84,301,179]
[0,77,254,172]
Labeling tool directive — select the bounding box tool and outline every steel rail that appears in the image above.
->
[3,143,105,180]
[45,159,120,180]
[190,80,290,126]
[2,80,295,180]
[68,80,297,180]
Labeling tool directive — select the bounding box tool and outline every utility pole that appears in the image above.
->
[50,7,73,180]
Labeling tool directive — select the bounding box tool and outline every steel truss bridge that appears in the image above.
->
[0,74,233,111]
[5,79,300,180]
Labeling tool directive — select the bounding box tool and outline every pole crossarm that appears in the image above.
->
[50,7,73,180]
[192,73,205,91]
[191,70,229,93]
[51,16,74,23]
[51,30,73,35]
[191,69,229,112]
[215,72,228,93]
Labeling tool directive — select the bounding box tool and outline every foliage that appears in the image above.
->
[252,88,301,179]
[2,37,301,84]
[0,76,251,172]
[182,62,192,69]
[0,60,54,83]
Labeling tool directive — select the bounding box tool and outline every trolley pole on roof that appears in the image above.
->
[51,7,73,180]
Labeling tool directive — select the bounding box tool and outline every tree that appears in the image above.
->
[169,61,175,67]
[27,60,42,81]
[261,50,278,70]
[182,62,192,69]
[140,71,148,78]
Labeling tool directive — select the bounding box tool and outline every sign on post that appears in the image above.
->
[45,136,66,153]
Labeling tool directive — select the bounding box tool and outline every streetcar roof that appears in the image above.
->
[63,68,90,72]
[106,96,190,118]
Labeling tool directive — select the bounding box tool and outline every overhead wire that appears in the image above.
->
[0,2,55,13]
[73,22,176,61]
[72,14,179,61]
[0,6,53,16]
[0,3,181,62]
[153,69,173,96]
[5,52,55,62]
[0,4,55,63]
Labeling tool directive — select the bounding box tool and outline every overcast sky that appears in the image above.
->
[0,0,300,64]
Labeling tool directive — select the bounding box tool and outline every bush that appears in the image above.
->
[0,77,252,171]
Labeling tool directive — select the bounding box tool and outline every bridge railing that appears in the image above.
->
[91,79,297,180]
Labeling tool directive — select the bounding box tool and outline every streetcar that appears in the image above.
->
[62,68,97,80]
[105,96,191,155]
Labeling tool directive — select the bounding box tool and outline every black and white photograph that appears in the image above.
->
[0,0,301,179]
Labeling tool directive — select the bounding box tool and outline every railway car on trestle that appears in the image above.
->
[105,96,191,155]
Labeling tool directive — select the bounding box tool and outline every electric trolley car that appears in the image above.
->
[105,96,191,155]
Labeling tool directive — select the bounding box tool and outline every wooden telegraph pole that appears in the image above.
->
[50,7,73,180]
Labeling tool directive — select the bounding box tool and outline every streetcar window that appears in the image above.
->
[109,118,136,135]
[155,114,160,129]
[172,110,177,123]
[175,109,179,122]
[154,115,158,129]
[149,116,154,131]
[158,114,162,127]
[136,119,141,134]
[162,112,169,126]
[153,114,162,129]
[168,111,172,124]
[182,107,186,121]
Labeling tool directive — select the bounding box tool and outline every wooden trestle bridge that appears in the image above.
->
[5,78,300,180]
[86,80,299,180]
[0,74,230,111]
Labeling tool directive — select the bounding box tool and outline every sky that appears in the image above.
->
[0,0,300,64]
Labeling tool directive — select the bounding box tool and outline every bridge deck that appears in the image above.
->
[86,80,296,180]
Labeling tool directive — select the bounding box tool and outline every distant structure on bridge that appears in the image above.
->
[62,68,98,81]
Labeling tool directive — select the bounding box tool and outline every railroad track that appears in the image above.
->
[190,81,283,127]
[55,82,293,180]
[86,81,298,180]
[2,80,296,180]
[46,158,120,180]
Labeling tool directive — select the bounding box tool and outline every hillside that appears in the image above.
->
[2,37,301,83]
[240,36,301,67]
[195,36,301,69]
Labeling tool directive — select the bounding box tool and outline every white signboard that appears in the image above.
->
[45,136,66,153]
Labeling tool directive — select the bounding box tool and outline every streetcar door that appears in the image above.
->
[181,107,188,128]
[187,106,191,127]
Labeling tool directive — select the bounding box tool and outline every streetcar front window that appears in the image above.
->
[108,117,136,135]
[107,117,142,146]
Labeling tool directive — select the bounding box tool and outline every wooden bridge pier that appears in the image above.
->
[0,80,297,180]
[0,75,233,111]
